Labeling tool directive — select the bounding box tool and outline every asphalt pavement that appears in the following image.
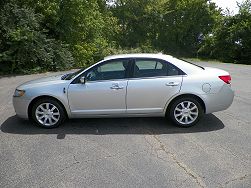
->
[0,61,250,188]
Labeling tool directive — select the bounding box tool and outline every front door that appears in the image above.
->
[68,59,130,116]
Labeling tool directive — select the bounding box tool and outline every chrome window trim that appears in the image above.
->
[83,78,129,84]
[127,75,184,81]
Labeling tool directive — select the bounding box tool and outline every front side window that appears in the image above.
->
[133,59,182,78]
[86,59,129,81]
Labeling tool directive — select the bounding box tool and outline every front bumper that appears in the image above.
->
[13,96,30,119]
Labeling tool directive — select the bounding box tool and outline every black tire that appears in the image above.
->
[31,98,66,128]
[168,97,203,127]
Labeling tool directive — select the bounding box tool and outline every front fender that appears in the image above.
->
[25,82,72,118]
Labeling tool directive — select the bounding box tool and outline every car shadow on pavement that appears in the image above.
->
[1,114,224,138]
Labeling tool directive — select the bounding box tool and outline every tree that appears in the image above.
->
[156,0,220,56]
[0,0,119,74]
[0,1,73,73]
[0,0,250,74]
[110,0,220,56]
[56,0,119,67]
[199,0,251,64]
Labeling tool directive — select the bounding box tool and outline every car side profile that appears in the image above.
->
[13,53,234,128]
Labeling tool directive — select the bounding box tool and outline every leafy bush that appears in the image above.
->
[0,2,73,74]
[199,0,251,64]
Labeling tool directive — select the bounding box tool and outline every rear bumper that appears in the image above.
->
[202,84,234,114]
[13,96,30,119]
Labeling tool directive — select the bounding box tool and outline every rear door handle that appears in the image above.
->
[110,86,124,90]
[166,82,180,86]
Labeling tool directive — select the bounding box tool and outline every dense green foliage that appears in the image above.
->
[111,0,220,56]
[199,0,251,64]
[0,0,250,74]
[0,1,74,73]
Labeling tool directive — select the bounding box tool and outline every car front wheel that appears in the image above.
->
[169,97,203,127]
[31,98,66,128]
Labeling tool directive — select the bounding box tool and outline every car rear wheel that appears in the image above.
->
[169,97,203,127]
[32,98,66,128]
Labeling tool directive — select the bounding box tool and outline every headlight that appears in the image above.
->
[14,89,25,97]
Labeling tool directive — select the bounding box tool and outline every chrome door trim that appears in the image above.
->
[127,75,184,81]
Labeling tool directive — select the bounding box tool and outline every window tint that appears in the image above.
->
[86,60,129,81]
[136,60,163,70]
[98,61,125,72]
[166,63,181,76]
[133,59,182,78]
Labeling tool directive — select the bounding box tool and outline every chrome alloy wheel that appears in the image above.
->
[35,103,60,126]
[174,101,199,125]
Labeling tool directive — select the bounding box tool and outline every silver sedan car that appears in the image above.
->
[13,53,234,128]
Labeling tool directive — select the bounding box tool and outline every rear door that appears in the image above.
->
[126,58,183,114]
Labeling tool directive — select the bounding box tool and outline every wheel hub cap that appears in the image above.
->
[35,103,60,126]
[182,108,190,116]
[174,101,199,125]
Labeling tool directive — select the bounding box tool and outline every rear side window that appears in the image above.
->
[136,60,163,70]
[133,59,182,78]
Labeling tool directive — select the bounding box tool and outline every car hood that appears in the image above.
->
[17,74,69,90]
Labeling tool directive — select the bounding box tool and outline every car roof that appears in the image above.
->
[104,53,173,61]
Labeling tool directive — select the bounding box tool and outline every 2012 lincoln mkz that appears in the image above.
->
[13,54,234,128]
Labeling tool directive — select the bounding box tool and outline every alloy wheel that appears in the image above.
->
[35,103,60,127]
[174,101,199,125]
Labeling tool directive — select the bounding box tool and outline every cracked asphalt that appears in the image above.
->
[0,61,250,188]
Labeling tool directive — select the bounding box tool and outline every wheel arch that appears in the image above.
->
[28,95,69,119]
[165,93,206,116]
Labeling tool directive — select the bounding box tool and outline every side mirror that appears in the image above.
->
[80,76,86,84]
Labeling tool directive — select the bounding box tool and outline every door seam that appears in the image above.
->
[125,80,129,112]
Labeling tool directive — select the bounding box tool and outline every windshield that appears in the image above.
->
[62,68,85,80]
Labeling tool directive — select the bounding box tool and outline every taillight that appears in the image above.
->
[219,75,231,84]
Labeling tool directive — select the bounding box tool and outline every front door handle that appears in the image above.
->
[166,82,180,86]
[110,83,124,90]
